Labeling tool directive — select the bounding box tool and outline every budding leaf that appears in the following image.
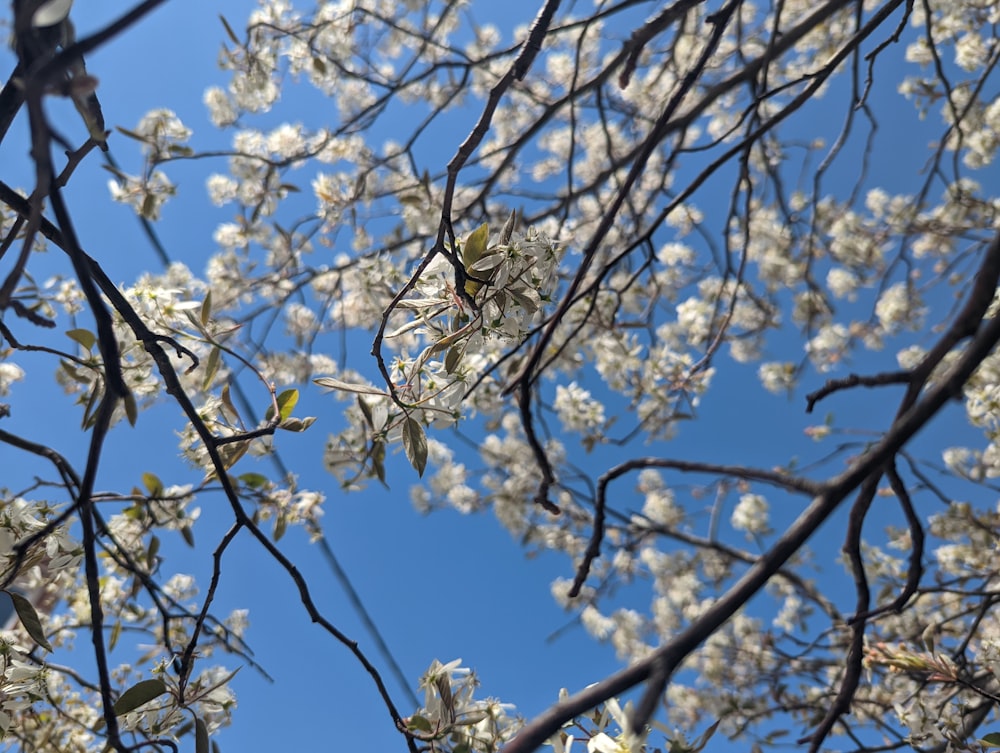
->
[462,222,490,296]
[499,209,516,245]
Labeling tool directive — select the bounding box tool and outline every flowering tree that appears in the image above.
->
[2,0,1000,751]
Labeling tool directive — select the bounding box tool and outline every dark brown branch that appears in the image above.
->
[506,228,1000,753]
[569,457,823,597]
[806,370,911,413]
[799,474,877,751]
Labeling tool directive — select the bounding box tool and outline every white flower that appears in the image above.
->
[0,362,25,397]
[758,362,796,394]
[731,494,770,537]
[206,174,239,206]
[134,109,192,161]
[554,382,605,433]
[204,86,238,127]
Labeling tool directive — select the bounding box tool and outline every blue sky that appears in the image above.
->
[1,2,996,752]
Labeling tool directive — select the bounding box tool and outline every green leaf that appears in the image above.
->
[462,222,490,295]
[112,126,147,144]
[142,472,164,497]
[220,384,241,424]
[266,388,299,422]
[981,733,1000,749]
[113,678,168,715]
[123,391,138,427]
[444,346,462,375]
[81,386,100,430]
[407,715,433,733]
[147,535,160,571]
[402,417,428,477]
[499,209,516,245]
[203,347,221,391]
[238,473,270,490]
[200,291,213,327]
[278,416,315,432]
[217,441,250,473]
[462,222,489,269]
[468,252,505,274]
[141,193,158,220]
[314,377,388,397]
[371,441,387,486]
[10,592,53,652]
[66,328,96,351]
[357,395,375,429]
[219,14,241,45]
[196,717,210,753]
[689,720,720,753]
[60,359,92,385]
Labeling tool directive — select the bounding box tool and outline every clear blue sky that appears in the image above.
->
[0,2,992,752]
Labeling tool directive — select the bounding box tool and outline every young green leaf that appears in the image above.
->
[357,395,375,429]
[123,391,138,427]
[371,441,387,485]
[200,291,213,327]
[462,222,490,296]
[220,383,242,424]
[203,347,221,391]
[402,417,428,477]
[142,472,164,497]
[266,388,299,422]
[219,14,241,45]
[196,717,210,753]
[314,376,389,397]
[407,715,433,733]
[238,473,270,489]
[445,346,462,375]
[499,209,516,245]
[10,592,53,652]
[113,678,168,715]
[66,328,96,351]
[278,416,316,432]
[147,535,160,572]
[982,733,1000,749]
